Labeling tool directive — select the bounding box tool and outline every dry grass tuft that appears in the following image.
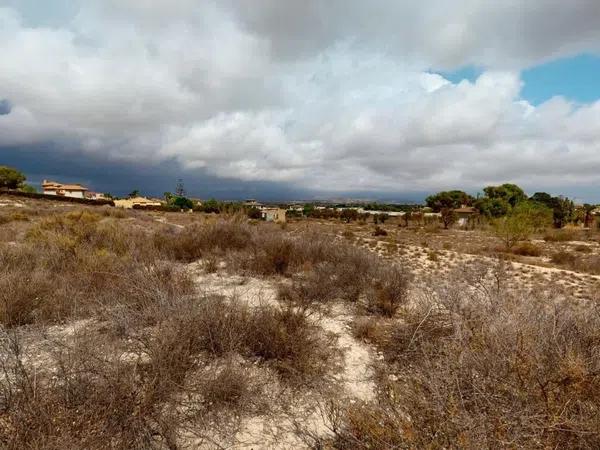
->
[512,241,542,256]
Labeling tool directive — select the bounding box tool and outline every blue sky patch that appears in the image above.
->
[521,53,600,105]
[439,54,600,105]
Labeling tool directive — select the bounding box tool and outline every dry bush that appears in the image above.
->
[544,229,580,242]
[1,290,330,448]
[351,317,384,343]
[199,363,252,409]
[278,245,382,308]
[330,264,600,449]
[364,265,410,317]
[123,295,332,383]
[574,244,593,253]
[0,333,183,450]
[0,210,193,327]
[512,241,542,256]
[551,250,577,266]
[245,233,295,275]
[245,305,331,381]
[278,239,409,316]
[0,211,29,224]
[154,219,252,262]
[372,226,387,237]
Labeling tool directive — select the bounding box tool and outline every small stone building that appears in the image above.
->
[261,208,286,223]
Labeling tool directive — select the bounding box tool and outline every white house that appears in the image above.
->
[42,180,88,199]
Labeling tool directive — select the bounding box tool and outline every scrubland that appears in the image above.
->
[1,197,600,449]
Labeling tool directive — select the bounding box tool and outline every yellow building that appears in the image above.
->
[114,197,163,209]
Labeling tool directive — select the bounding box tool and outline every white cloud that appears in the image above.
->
[1,1,600,194]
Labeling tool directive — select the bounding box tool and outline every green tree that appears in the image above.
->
[474,197,511,218]
[201,198,221,214]
[530,192,554,208]
[512,201,552,232]
[530,192,575,228]
[426,190,473,211]
[172,196,193,210]
[128,189,140,198]
[0,166,26,189]
[493,214,534,250]
[483,183,526,207]
[551,196,575,228]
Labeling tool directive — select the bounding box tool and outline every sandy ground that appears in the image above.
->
[188,264,376,449]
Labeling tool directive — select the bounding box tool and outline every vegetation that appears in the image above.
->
[426,190,473,210]
[329,263,600,449]
[0,166,26,190]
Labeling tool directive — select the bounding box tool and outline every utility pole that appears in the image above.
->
[175,179,185,197]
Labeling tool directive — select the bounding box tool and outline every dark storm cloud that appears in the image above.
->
[0,99,11,115]
[0,144,319,201]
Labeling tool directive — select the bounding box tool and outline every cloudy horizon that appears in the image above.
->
[1,1,600,201]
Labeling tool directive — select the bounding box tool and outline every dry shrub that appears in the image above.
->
[278,241,409,316]
[199,363,251,408]
[574,244,593,253]
[155,219,252,262]
[246,233,295,275]
[512,241,542,256]
[331,264,600,449]
[551,250,577,266]
[544,229,580,242]
[365,265,410,317]
[0,333,182,450]
[342,230,354,240]
[372,226,387,237]
[0,211,29,224]
[126,295,332,383]
[351,317,384,343]
[0,210,193,327]
[245,305,330,381]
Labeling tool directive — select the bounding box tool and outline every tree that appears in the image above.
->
[0,166,26,189]
[531,192,575,228]
[493,214,534,250]
[474,197,511,218]
[426,190,473,211]
[172,196,193,210]
[340,208,359,223]
[512,201,552,232]
[530,192,554,208]
[483,183,526,207]
[440,207,457,229]
[376,213,389,224]
[551,196,575,228]
[128,190,140,198]
[303,204,315,217]
[201,198,221,214]
[247,207,262,219]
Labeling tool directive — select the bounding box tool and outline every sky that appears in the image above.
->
[1,1,600,202]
